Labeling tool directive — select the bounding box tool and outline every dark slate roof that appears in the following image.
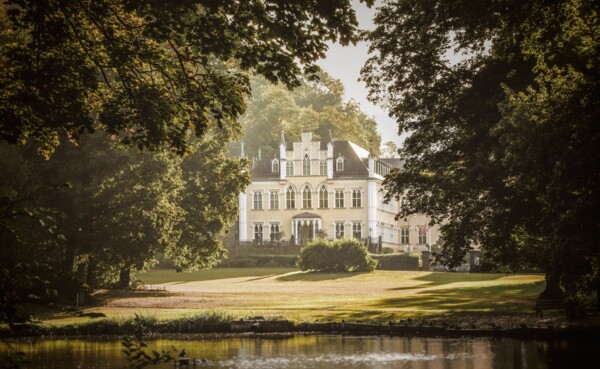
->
[332,141,368,178]
[251,155,279,181]
[293,212,321,219]
[250,140,403,181]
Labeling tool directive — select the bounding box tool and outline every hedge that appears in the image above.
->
[371,253,419,271]
[217,255,298,268]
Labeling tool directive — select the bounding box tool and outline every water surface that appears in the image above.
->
[5,334,597,369]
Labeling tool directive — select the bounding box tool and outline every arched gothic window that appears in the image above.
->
[318,186,328,208]
[272,159,279,173]
[302,185,312,208]
[303,154,311,176]
[286,185,296,209]
[336,157,344,171]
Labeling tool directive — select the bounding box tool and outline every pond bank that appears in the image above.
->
[4,313,600,342]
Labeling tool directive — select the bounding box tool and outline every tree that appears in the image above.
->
[0,0,373,157]
[381,141,398,158]
[239,74,381,158]
[363,0,599,307]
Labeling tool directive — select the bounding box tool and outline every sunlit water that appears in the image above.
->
[4,334,598,369]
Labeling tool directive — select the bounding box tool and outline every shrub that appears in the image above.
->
[332,239,377,272]
[217,255,297,268]
[298,239,376,272]
[298,239,336,271]
[371,253,419,270]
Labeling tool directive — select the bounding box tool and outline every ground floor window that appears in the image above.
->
[335,222,345,239]
[352,222,362,239]
[270,223,281,242]
[418,226,427,245]
[253,223,263,242]
[400,227,409,244]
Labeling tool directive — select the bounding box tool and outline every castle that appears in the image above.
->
[236,130,440,253]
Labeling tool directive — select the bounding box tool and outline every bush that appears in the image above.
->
[217,255,298,268]
[298,239,376,272]
[371,253,419,270]
[298,239,336,271]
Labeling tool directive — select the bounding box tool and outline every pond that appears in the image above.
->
[4,334,598,369]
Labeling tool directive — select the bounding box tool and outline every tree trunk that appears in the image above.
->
[86,257,97,289]
[62,243,76,274]
[539,273,564,299]
[118,265,131,289]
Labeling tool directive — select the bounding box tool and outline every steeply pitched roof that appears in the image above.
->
[249,139,403,181]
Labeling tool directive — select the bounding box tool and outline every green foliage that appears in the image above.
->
[298,238,376,272]
[371,254,419,271]
[0,0,372,156]
[363,0,599,304]
[298,239,337,271]
[218,255,298,268]
[238,74,381,158]
[121,335,176,369]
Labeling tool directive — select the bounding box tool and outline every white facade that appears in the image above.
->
[238,131,440,252]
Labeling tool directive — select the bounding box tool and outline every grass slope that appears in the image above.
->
[38,268,545,326]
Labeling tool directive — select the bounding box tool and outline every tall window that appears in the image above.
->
[272,159,279,173]
[336,157,344,171]
[335,189,344,208]
[269,191,279,209]
[302,185,312,208]
[303,154,310,176]
[286,161,294,176]
[400,227,409,244]
[418,226,427,245]
[286,186,295,209]
[253,192,263,210]
[352,222,362,239]
[318,186,328,208]
[320,160,327,176]
[352,190,362,208]
[270,223,280,241]
[254,223,263,241]
[335,222,345,239]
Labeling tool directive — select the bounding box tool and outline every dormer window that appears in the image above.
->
[336,157,344,171]
[272,159,279,173]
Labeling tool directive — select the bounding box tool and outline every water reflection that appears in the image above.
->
[5,335,598,369]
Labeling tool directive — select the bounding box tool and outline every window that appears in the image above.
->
[253,192,263,210]
[302,185,312,208]
[320,160,327,176]
[286,186,296,209]
[303,154,311,176]
[318,186,328,208]
[270,223,281,241]
[336,157,344,171]
[352,222,362,239]
[335,189,344,208]
[253,223,263,242]
[335,222,345,239]
[352,190,362,208]
[272,159,279,173]
[269,191,279,209]
[418,226,427,245]
[286,161,294,176]
[400,227,409,244]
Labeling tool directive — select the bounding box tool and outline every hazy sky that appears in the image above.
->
[316,1,400,146]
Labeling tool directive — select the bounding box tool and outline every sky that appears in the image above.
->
[316,1,400,146]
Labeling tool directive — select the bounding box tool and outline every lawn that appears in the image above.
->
[39,268,546,325]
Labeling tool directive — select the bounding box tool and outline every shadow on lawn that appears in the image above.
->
[276,271,369,282]
[376,280,546,313]
[388,272,508,291]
